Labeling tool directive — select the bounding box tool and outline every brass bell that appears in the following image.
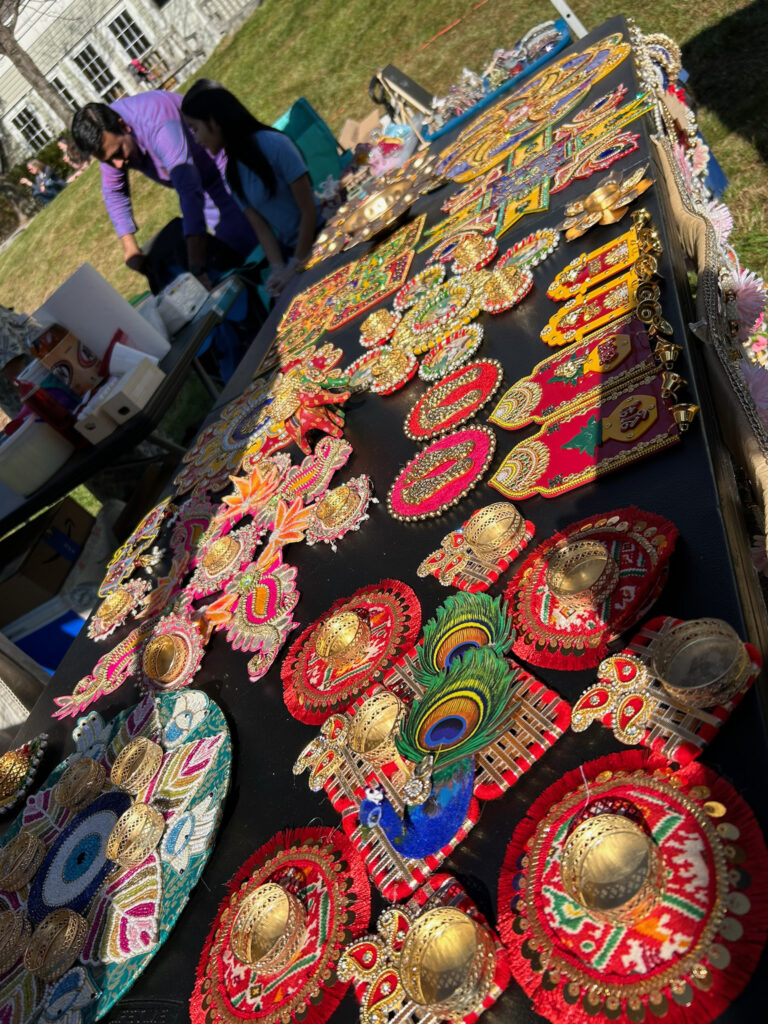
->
[654,341,682,369]
[671,402,700,431]
[630,208,651,228]
[660,372,687,399]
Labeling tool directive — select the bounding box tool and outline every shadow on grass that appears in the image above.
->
[681,0,768,164]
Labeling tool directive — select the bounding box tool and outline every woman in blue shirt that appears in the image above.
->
[181,79,321,296]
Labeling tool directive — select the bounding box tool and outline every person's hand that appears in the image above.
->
[265,258,301,296]
[125,252,148,275]
[19,177,32,187]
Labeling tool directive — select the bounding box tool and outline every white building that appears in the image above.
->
[0,0,259,163]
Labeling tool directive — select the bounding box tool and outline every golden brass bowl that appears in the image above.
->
[96,588,133,624]
[0,748,31,802]
[53,756,106,810]
[478,265,531,311]
[584,182,622,213]
[315,485,356,529]
[360,308,400,341]
[142,632,189,685]
[347,691,404,766]
[452,234,495,272]
[229,882,307,972]
[0,830,46,891]
[464,503,526,560]
[0,909,31,973]
[106,801,166,868]
[546,540,619,610]
[202,534,241,577]
[400,907,496,1018]
[314,610,371,668]
[110,736,164,794]
[339,181,415,238]
[561,813,663,923]
[651,618,750,709]
[24,909,88,981]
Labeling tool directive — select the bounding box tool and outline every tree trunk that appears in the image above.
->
[0,23,74,129]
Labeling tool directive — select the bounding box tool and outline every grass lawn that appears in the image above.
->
[0,0,765,311]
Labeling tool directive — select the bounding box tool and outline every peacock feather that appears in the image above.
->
[396,646,521,776]
[417,592,515,681]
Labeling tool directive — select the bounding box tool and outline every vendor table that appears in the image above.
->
[5,16,768,1024]
[0,278,244,539]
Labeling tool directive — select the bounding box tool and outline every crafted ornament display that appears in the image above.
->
[403,360,504,441]
[490,313,656,431]
[498,750,768,1024]
[0,735,47,816]
[294,592,570,900]
[490,370,683,500]
[558,163,654,240]
[505,507,678,670]
[306,475,377,551]
[190,827,371,1024]
[338,874,511,1024]
[572,615,762,765]
[0,691,230,1024]
[281,579,422,724]
[417,501,535,593]
[418,324,484,383]
[388,426,497,521]
[97,497,176,598]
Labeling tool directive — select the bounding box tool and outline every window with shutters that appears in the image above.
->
[73,44,125,103]
[108,11,152,60]
[11,108,50,149]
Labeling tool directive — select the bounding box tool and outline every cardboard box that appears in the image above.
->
[0,497,94,627]
[40,332,104,396]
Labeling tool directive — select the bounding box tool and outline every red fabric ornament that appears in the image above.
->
[190,826,370,1024]
[497,750,768,1024]
[505,506,678,670]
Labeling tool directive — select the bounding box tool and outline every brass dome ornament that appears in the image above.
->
[142,633,187,684]
[477,264,534,313]
[0,830,46,891]
[545,540,620,612]
[106,801,166,868]
[24,908,89,981]
[346,691,406,769]
[463,502,528,562]
[0,908,31,972]
[141,613,207,691]
[651,618,751,709]
[201,533,241,577]
[53,756,106,811]
[399,906,497,1018]
[313,609,371,668]
[229,882,307,972]
[560,804,665,924]
[110,736,164,794]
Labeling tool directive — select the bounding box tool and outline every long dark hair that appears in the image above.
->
[181,79,279,199]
